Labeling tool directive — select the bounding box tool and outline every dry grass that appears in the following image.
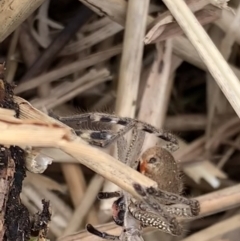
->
[1,0,240,241]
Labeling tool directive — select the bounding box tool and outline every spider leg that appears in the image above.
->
[51,112,135,147]
[86,224,120,240]
[125,128,145,168]
[162,143,179,153]
[128,202,182,236]
[50,112,92,124]
[165,204,196,218]
[51,112,179,149]
[132,201,196,218]
[93,113,179,151]
[133,184,200,216]
[116,135,128,164]
[98,191,121,199]
[75,124,135,147]
[87,113,178,145]
[129,198,177,227]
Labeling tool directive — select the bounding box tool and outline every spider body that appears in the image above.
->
[50,111,200,239]
[110,146,183,228]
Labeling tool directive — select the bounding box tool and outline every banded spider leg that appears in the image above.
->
[49,112,179,152]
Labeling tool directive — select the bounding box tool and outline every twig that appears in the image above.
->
[62,175,104,236]
[205,117,240,151]
[145,5,221,44]
[217,134,240,169]
[165,114,209,131]
[61,164,99,226]
[115,0,149,116]
[181,213,240,241]
[215,6,240,45]
[31,68,111,110]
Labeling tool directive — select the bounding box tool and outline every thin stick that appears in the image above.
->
[62,175,104,236]
[181,213,240,241]
[19,23,40,68]
[217,134,240,169]
[115,0,149,116]
[145,5,221,44]
[61,164,99,226]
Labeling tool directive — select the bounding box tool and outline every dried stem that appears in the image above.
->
[182,213,240,241]
[115,0,149,116]
[61,164,99,227]
[62,175,104,236]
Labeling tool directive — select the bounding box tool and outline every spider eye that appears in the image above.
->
[148,157,157,163]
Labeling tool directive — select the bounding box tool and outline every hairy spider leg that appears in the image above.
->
[132,201,197,218]
[86,224,120,241]
[98,191,122,199]
[51,112,179,150]
[128,202,182,236]
[133,184,200,217]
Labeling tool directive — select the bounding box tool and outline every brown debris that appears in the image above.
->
[0,64,30,240]
[31,200,51,239]
[0,64,52,241]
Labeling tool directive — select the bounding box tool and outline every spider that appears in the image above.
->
[90,147,200,238]
[50,112,200,239]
